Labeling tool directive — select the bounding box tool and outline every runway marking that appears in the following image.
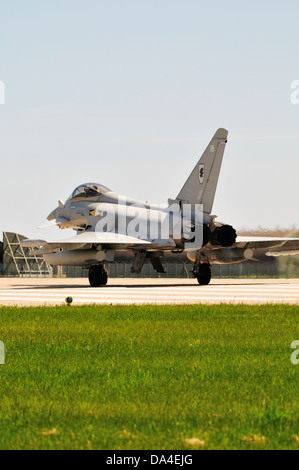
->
[0,288,299,296]
[1,285,299,291]
[1,289,297,296]
[0,279,298,305]
[0,292,299,304]
[1,285,299,293]
[0,297,297,305]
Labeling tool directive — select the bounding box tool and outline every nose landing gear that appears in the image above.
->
[88,264,108,287]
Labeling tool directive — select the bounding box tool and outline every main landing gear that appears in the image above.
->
[193,263,211,285]
[88,264,108,287]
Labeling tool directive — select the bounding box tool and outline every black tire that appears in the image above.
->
[196,264,211,285]
[88,265,108,287]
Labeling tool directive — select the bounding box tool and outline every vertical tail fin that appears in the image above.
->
[176,128,228,214]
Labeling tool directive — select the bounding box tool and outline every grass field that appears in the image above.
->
[0,304,298,450]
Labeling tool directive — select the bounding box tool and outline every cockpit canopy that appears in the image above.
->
[66,183,111,201]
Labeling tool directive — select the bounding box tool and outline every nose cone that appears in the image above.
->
[47,207,59,221]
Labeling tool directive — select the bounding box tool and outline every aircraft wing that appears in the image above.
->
[21,231,175,254]
[20,233,299,257]
[182,235,299,254]
[233,236,299,256]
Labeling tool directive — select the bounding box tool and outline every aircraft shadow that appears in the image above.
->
[9,281,285,290]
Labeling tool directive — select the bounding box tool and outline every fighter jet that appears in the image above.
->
[21,128,299,286]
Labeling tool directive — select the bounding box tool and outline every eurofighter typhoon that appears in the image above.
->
[22,129,299,286]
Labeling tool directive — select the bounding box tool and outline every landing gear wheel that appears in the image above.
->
[88,265,108,287]
[196,264,211,285]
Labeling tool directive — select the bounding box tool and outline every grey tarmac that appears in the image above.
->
[0,278,298,306]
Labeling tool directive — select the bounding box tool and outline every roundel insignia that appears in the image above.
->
[198,164,205,184]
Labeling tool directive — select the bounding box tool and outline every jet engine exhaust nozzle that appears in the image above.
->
[211,224,237,247]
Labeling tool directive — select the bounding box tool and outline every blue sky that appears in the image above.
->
[0,0,298,239]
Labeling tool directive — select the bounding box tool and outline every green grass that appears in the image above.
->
[0,304,298,450]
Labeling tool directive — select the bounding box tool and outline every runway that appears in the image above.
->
[0,278,298,306]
